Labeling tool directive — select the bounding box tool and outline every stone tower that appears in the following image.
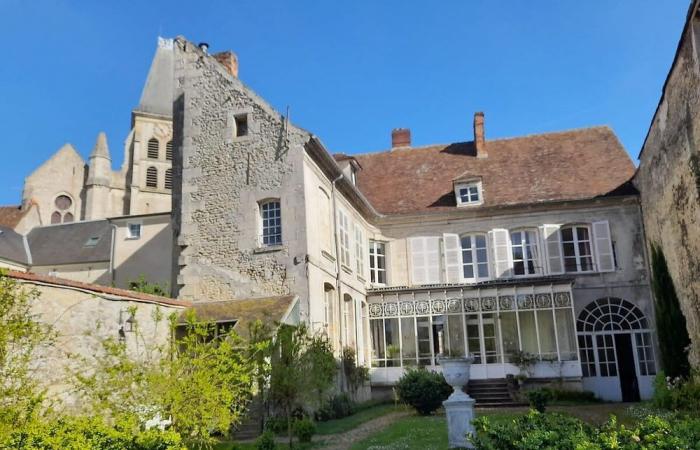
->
[84,132,112,220]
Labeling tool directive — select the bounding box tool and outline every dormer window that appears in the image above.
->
[455,181,483,207]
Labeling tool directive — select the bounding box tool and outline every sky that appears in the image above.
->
[0,0,690,205]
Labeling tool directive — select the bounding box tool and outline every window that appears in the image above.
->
[510,230,541,276]
[146,167,158,188]
[354,225,365,276]
[55,195,72,210]
[260,200,282,246]
[578,335,597,377]
[63,212,74,223]
[147,138,160,159]
[324,284,335,342]
[52,194,73,224]
[369,241,387,285]
[460,234,489,280]
[165,141,173,161]
[561,225,594,272]
[84,236,100,247]
[338,210,351,267]
[127,223,142,239]
[455,181,482,206]
[234,114,248,137]
[636,332,656,376]
[318,188,333,254]
[165,169,173,190]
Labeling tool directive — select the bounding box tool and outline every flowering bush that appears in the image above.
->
[652,371,700,411]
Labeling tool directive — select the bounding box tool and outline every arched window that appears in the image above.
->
[460,233,489,281]
[51,194,74,224]
[577,297,649,333]
[146,166,158,188]
[147,138,160,159]
[343,294,356,348]
[51,211,61,224]
[165,141,173,161]
[164,168,173,190]
[259,199,281,246]
[63,212,74,223]
[324,283,336,344]
[561,225,594,272]
[510,229,541,276]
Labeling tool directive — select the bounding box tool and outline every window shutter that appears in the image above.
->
[425,237,441,284]
[489,229,512,278]
[443,233,462,283]
[592,220,615,272]
[540,224,564,274]
[410,237,440,285]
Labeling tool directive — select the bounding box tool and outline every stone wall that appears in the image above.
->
[635,9,700,367]
[172,38,310,318]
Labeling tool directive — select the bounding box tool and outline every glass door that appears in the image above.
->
[416,316,432,366]
[466,314,482,363]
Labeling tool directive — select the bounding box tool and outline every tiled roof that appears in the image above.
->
[4,270,191,307]
[0,205,26,228]
[178,295,298,338]
[351,126,636,215]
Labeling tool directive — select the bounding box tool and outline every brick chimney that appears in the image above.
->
[474,112,487,158]
[214,51,239,78]
[391,128,411,149]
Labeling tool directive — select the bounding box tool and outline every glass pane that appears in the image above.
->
[482,313,500,363]
[463,265,474,279]
[577,227,589,240]
[537,310,557,358]
[370,319,385,365]
[511,232,522,245]
[385,318,400,367]
[561,228,573,241]
[555,309,577,360]
[416,317,432,366]
[519,311,538,355]
[446,315,465,357]
[477,263,489,278]
[500,312,519,363]
[465,314,481,363]
[400,317,416,366]
[475,235,486,248]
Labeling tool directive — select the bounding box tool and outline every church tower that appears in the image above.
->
[84,132,112,220]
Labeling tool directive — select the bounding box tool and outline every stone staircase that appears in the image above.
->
[233,396,264,440]
[466,379,524,407]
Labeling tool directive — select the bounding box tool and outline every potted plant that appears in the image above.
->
[386,345,400,367]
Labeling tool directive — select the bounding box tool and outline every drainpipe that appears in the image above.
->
[109,223,118,285]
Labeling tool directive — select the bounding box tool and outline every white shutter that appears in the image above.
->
[425,237,441,284]
[443,233,462,283]
[540,224,564,274]
[592,220,615,272]
[410,237,427,285]
[489,229,512,278]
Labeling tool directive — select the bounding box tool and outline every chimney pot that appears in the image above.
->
[473,112,487,158]
[213,51,239,78]
[391,128,411,149]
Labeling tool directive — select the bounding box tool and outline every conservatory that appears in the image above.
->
[367,280,581,384]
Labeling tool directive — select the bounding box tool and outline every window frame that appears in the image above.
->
[145,166,159,188]
[369,240,387,285]
[126,222,142,240]
[560,224,595,273]
[510,229,542,277]
[147,138,160,160]
[455,181,483,207]
[259,199,282,247]
[460,233,490,282]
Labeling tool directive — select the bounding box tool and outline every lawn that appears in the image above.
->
[316,403,406,435]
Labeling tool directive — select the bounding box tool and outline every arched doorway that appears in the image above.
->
[577,297,656,401]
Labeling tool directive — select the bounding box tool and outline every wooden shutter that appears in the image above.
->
[443,233,462,283]
[592,220,615,272]
[540,224,564,274]
[410,237,440,285]
[489,229,512,278]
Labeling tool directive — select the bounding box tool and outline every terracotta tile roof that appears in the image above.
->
[0,205,26,228]
[4,270,191,307]
[351,126,636,215]
[178,295,298,338]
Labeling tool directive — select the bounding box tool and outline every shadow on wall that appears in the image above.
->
[114,225,173,294]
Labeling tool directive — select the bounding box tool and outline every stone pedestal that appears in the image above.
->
[443,390,476,449]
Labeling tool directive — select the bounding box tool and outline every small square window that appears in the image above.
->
[127,223,142,239]
[84,236,100,247]
[455,181,483,206]
[235,114,248,137]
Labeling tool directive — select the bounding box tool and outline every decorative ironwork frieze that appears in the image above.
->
[498,295,515,310]
[554,292,572,307]
[536,293,552,308]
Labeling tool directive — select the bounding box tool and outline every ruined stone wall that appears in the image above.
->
[172,38,310,319]
[635,17,700,367]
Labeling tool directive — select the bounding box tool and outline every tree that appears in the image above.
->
[128,274,170,297]
[73,308,260,448]
[650,243,691,379]
[0,270,55,440]
[269,324,336,448]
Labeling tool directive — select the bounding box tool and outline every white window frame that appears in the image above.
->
[510,229,542,277]
[338,210,351,268]
[460,233,490,282]
[260,199,282,247]
[455,181,483,207]
[369,240,387,285]
[126,222,142,240]
[560,224,595,273]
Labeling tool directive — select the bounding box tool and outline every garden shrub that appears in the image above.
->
[548,388,598,403]
[652,372,700,411]
[315,393,357,421]
[292,418,316,443]
[254,431,276,450]
[526,388,552,413]
[264,415,287,434]
[395,368,451,415]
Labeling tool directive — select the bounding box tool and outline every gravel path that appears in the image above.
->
[314,410,411,450]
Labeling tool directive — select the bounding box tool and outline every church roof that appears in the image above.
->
[27,220,113,266]
[135,37,174,117]
[90,132,110,159]
[350,126,636,215]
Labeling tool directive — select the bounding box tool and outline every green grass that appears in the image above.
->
[349,415,447,450]
[316,403,406,435]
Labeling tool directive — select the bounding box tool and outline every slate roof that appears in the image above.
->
[0,226,29,264]
[0,205,27,228]
[27,220,113,266]
[178,295,298,339]
[5,270,190,307]
[136,37,174,117]
[350,126,636,215]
